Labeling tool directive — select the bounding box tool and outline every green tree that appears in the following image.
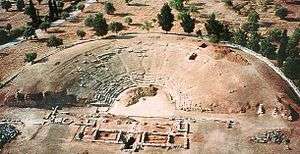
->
[277,29,288,66]
[242,10,260,32]
[275,7,288,19]
[232,29,247,46]
[157,3,174,33]
[77,3,85,12]
[286,36,299,58]
[85,14,95,27]
[0,29,10,45]
[47,35,63,47]
[283,57,300,80]
[180,12,195,34]
[24,0,41,28]
[23,26,37,39]
[292,28,300,42]
[16,0,25,11]
[247,32,260,52]
[205,13,232,41]
[169,0,184,10]
[260,38,276,59]
[268,28,282,42]
[109,22,124,34]
[140,21,154,32]
[1,0,12,11]
[247,10,260,23]
[24,52,37,64]
[39,21,51,32]
[92,13,108,36]
[76,29,86,39]
[104,2,116,15]
[124,17,133,25]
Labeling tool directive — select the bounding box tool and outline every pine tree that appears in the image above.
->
[247,32,260,52]
[277,29,288,67]
[1,0,12,11]
[286,36,299,58]
[260,38,276,59]
[109,22,124,34]
[169,0,184,11]
[104,2,116,15]
[242,10,260,32]
[23,26,37,39]
[16,0,25,11]
[283,57,300,80]
[24,0,41,28]
[180,13,195,34]
[205,13,232,41]
[232,29,247,46]
[93,14,108,36]
[157,3,174,33]
[275,7,288,19]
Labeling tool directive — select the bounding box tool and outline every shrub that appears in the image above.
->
[169,0,184,11]
[109,22,124,34]
[124,17,133,25]
[39,21,51,32]
[140,21,154,32]
[76,29,86,39]
[61,12,70,20]
[24,52,37,64]
[188,4,198,13]
[16,0,25,11]
[104,2,116,15]
[77,3,85,12]
[10,26,25,38]
[23,26,37,39]
[85,15,94,27]
[47,35,63,47]
[196,29,202,37]
[275,7,288,19]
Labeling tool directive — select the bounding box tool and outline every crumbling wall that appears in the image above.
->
[126,85,158,107]
[3,90,77,108]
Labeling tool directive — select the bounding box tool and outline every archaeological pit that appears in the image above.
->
[0,33,300,153]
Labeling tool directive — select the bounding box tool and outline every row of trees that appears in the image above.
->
[85,13,124,36]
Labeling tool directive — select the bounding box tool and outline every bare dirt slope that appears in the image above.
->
[0,33,298,115]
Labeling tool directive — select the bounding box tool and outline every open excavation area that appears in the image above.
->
[0,0,300,153]
[0,33,299,153]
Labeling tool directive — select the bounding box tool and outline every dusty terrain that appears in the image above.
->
[1,0,300,80]
[0,0,300,154]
